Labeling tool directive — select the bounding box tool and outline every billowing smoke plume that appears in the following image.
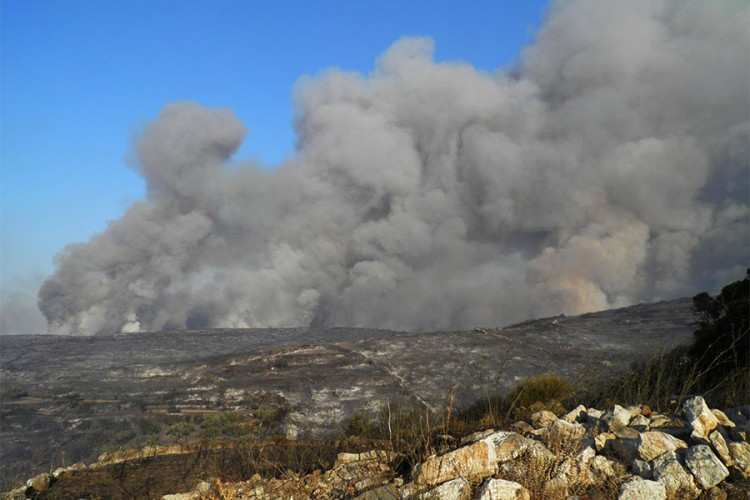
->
[39,0,749,335]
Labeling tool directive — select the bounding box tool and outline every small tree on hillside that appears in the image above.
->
[690,269,749,383]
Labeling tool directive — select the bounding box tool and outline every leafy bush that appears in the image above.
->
[690,270,749,386]
[166,421,195,445]
[342,409,376,439]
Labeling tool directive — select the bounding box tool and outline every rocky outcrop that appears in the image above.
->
[4,395,747,500]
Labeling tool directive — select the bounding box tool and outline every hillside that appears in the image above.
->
[0,298,696,484]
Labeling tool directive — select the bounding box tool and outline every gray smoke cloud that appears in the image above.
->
[38,0,749,335]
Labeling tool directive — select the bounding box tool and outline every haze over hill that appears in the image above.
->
[27,0,750,335]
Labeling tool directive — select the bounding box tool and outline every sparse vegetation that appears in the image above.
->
[4,273,748,498]
[504,374,574,420]
[580,270,749,412]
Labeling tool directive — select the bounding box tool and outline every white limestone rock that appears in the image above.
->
[563,405,587,424]
[416,477,471,500]
[727,441,750,479]
[603,405,632,429]
[477,478,530,500]
[682,396,720,440]
[652,451,699,498]
[484,431,529,463]
[708,430,733,467]
[638,431,688,461]
[618,479,666,500]
[712,409,735,428]
[685,444,729,489]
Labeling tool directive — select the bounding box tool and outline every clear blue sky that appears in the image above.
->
[1,0,549,300]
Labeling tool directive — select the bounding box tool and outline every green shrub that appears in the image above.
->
[166,421,195,444]
[505,374,573,420]
[342,409,376,439]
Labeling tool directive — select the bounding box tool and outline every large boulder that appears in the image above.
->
[477,479,530,500]
[412,439,496,487]
[685,444,729,489]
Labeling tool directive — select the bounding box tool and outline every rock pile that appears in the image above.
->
[158,396,747,499]
[4,396,748,499]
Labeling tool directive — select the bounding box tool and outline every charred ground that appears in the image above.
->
[0,298,695,484]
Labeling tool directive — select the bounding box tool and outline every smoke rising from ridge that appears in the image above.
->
[38,0,749,335]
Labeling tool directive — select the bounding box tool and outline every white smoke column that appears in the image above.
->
[38,0,749,335]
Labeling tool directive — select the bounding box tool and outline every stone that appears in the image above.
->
[484,431,529,463]
[630,414,650,430]
[337,450,389,465]
[51,461,87,478]
[610,438,640,463]
[603,405,632,429]
[562,405,587,423]
[4,486,27,500]
[544,419,586,444]
[682,396,719,439]
[355,483,399,499]
[612,425,640,439]
[477,478,530,500]
[625,405,642,419]
[712,409,735,428]
[530,410,557,429]
[26,473,51,493]
[727,441,750,479]
[591,455,617,479]
[460,429,496,445]
[497,460,527,479]
[685,444,729,489]
[652,451,699,498]
[708,430,733,467]
[594,432,615,451]
[509,421,534,435]
[618,479,666,500]
[412,439,496,487]
[525,439,556,466]
[416,477,471,499]
[556,446,596,485]
[649,414,686,429]
[585,408,604,424]
[399,482,419,499]
[638,431,688,461]
[632,459,652,479]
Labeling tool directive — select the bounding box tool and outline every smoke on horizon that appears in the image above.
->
[36,0,749,335]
